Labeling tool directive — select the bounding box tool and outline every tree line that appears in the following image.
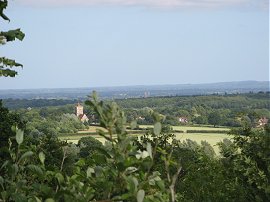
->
[3,92,270,129]
[116,93,270,127]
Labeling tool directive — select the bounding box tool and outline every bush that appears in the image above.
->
[78,136,104,158]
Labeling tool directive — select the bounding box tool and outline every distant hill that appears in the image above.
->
[0,81,269,100]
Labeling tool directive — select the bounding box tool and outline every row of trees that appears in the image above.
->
[4,93,270,129]
[3,92,269,130]
[16,105,88,136]
[118,94,270,127]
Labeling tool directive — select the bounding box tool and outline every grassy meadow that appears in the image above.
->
[59,125,232,153]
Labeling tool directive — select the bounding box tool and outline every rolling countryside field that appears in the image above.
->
[59,125,231,153]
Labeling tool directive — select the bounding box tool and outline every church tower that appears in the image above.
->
[75,103,84,117]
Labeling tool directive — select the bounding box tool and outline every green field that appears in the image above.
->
[139,125,230,132]
[59,125,231,154]
[77,126,107,133]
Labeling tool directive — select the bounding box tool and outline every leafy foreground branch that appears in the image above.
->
[0,92,179,201]
[0,0,25,77]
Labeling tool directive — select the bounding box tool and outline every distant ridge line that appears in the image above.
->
[0,81,269,100]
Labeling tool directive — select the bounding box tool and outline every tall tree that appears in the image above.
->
[208,111,222,127]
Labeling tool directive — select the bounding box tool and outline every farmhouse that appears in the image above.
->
[258,117,268,127]
[75,103,89,123]
[137,116,145,121]
[179,117,188,123]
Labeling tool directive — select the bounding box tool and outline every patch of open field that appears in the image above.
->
[139,125,230,132]
[172,126,230,132]
[77,126,107,133]
[78,125,139,134]
[59,125,232,153]
[59,134,106,144]
[174,133,231,153]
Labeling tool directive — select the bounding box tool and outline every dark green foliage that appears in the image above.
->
[38,134,67,170]
[0,100,25,159]
[219,126,270,201]
[78,136,104,158]
[119,93,270,127]
[192,115,208,124]
[208,111,223,127]
[0,0,9,21]
[20,107,87,136]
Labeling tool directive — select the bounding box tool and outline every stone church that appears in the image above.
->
[75,103,89,123]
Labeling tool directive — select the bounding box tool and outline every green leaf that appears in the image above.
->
[16,129,24,145]
[18,151,33,164]
[137,189,145,202]
[12,164,18,175]
[0,13,9,21]
[55,173,64,185]
[94,166,103,177]
[39,152,45,165]
[146,142,153,159]
[27,165,44,176]
[11,125,17,132]
[126,176,138,193]
[0,29,25,42]
[0,69,18,77]
[120,193,132,200]
[34,197,42,202]
[141,151,150,159]
[1,191,7,201]
[0,160,9,170]
[86,167,95,178]
[125,167,138,175]
[156,180,165,191]
[153,122,161,136]
[45,199,55,202]
[0,176,4,187]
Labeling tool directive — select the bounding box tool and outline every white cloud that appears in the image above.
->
[16,0,268,9]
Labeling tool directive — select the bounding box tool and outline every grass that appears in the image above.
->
[173,126,230,132]
[59,134,106,144]
[174,133,231,153]
[77,126,107,133]
[139,125,230,132]
[60,125,231,154]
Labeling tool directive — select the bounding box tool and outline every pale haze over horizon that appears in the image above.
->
[0,0,269,89]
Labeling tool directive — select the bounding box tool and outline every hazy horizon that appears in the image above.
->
[0,80,268,91]
[0,0,269,89]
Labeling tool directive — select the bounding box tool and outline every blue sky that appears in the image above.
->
[0,0,269,89]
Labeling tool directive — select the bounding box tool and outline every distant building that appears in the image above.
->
[144,91,150,98]
[137,116,145,121]
[179,117,188,124]
[75,103,89,123]
[258,117,268,127]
